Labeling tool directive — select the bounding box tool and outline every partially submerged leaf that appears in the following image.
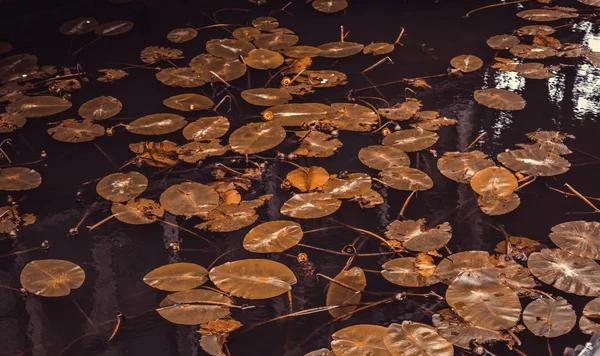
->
[292,131,342,158]
[313,0,348,13]
[59,17,98,35]
[437,151,495,183]
[163,94,214,112]
[111,198,164,225]
[326,267,366,319]
[195,196,270,232]
[432,308,506,349]
[329,103,378,132]
[47,119,105,143]
[478,193,520,216]
[95,21,134,36]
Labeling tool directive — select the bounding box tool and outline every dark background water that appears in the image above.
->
[1,0,600,355]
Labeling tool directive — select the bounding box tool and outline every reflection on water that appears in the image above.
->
[571,21,600,123]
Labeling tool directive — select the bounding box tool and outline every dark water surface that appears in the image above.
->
[1,0,600,355]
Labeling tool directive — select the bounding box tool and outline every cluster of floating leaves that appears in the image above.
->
[2,0,600,355]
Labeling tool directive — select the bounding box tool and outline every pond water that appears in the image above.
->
[1,0,600,355]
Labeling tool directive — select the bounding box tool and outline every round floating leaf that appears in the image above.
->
[280,192,341,219]
[319,41,364,58]
[0,167,42,191]
[241,88,292,106]
[323,173,371,199]
[313,0,348,13]
[549,221,600,260]
[358,145,410,170]
[363,42,395,55]
[78,96,122,120]
[209,259,297,299]
[189,54,247,82]
[126,113,187,135]
[518,25,556,36]
[7,96,72,118]
[470,166,517,198]
[140,46,183,64]
[515,63,554,79]
[167,27,197,43]
[293,130,342,157]
[523,297,576,337]
[252,17,279,31]
[20,259,85,297]
[177,139,229,163]
[580,298,600,335]
[522,131,571,155]
[157,289,231,325]
[286,166,329,192]
[244,49,284,70]
[432,308,506,349]
[384,321,454,356]
[59,17,98,35]
[437,151,495,183]
[232,27,261,41]
[380,167,433,191]
[111,198,164,225]
[326,267,366,319]
[243,220,303,253]
[96,171,148,202]
[517,9,578,22]
[529,248,600,296]
[474,88,526,111]
[382,257,440,287]
[382,128,439,152]
[497,148,570,176]
[378,100,423,121]
[283,45,322,58]
[509,44,557,59]
[95,21,134,36]
[385,219,452,252]
[254,33,298,50]
[486,35,520,50]
[160,182,219,217]
[144,263,208,292]
[183,116,230,141]
[265,103,335,126]
[229,121,286,154]
[450,55,483,72]
[331,324,391,356]
[329,103,378,132]
[163,94,214,112]
[195,198,268,232]
[47,119,105,143]
[446,273,521,330]
[206,38,255,59]
[478,193,520,215]
[156,67,206,88]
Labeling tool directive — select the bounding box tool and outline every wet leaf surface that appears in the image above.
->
[20,260,85,297]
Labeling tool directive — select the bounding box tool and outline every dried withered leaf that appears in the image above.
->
[434,251,522,284]
[549,221,600,259]
[195,196,270,232]
[252,17,279,31]
[189,54,246,82]
[59,17,98,35]
[437,151,495,183]
[163,93,214,112]
[497,148,570,176]
[183,116,230,141]
[229,121,286,154]
[79,96,122,120]
[0,112,26,133]
[382,128,439,152]
[140,46,183,64]
[487,35,520,50]
[47,119,104,143]
[518,25,556,36]
[381,257,440,287]
[129,140,179,168]
[432,308,506,349]
[326,267,366,319]
[198,318,243,335]
[518,130,572,155]
[0,167,42,191]
[176,140,229,163]
[319,41,364,58]
[478,193,520,216]
[331,325,391,356]
[96,171,147,202]
[410,112,457,131]
[450,54,483,72]
[160,182,219,217]
[323,173,371,199]
[200,335,225,356]
[510,44,557,59]
[282,57,312,75]
[528,248,600,296]
[446,272,521,330]
[495,236,543,260]
[97,68,128,83]
[143,263,208,292]
[313,0,348,13]
[286,166,329,192]
[385,219,452,252]
[0,205,34,234]
[329,103,378,132]
[280,192,341,219]
[523,297,576,337]
[474,88,526,111]
[358,145,410,170]
[209,259,297,299]
[157,289,230,325]
[378,99,423,121]
[167,27,197,43]
[353,189,384,209]
[296,70,348,88]
[241,88,292,106]
[243,220,303,253]
[20,259,85,297]
[156,67,206,88]
[379,167,433,191]
[470,166,518,197]
[580,298,600,335]
[384,321,454,356]
[126,113,187,135]
[7,96,72,118]
[206,38,255,59]
[95,21,134,36]
[111,198,164,225]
